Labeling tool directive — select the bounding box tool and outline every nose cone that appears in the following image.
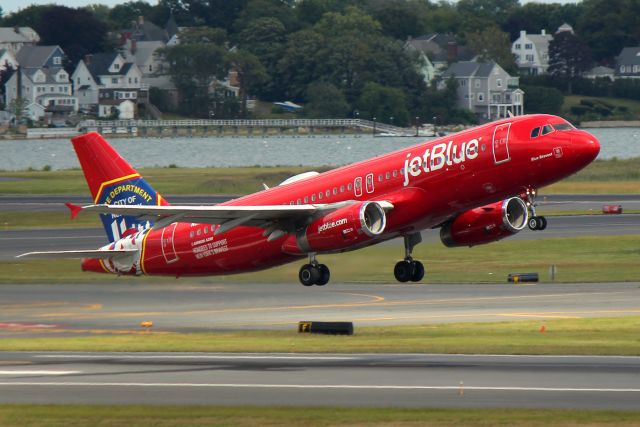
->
[573,130,600,164]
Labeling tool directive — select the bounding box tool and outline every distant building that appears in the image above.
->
[440,61,524,121]
[71,52,143,119]
[4,45,78,122]
[405,34,476,82]
[0,49,18,71]
[0,27,39,56]
[583,65,615,81]
[511,29,552,75]
[615,47,640,79]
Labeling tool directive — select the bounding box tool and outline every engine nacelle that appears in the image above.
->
[440,197,529,247]
[282,201,387,254]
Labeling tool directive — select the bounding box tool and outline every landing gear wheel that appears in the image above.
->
[299,264,320,287]
[539,216,547,230]
[394,260,413,283]
[316,264,330,286]
[528,216,547,231]
[410,261,424,282]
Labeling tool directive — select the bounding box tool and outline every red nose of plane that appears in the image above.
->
[573,130,600,163]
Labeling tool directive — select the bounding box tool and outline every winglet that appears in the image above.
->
[65,202,82,220]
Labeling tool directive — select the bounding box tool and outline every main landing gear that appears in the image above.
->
[299,254,330,287]
[393,233,425,283]
[524,188,547,231]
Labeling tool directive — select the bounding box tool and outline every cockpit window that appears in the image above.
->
[530,127,540,138]
[553,123,574,131]
[541,124,554,135]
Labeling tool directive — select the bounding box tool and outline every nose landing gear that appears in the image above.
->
[524,188,547,231]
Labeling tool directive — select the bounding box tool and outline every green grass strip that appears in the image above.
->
[3,234,640,284]
[1,405,640,427]
[2,317,640,355]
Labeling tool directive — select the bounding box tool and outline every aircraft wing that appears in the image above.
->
[16,249,137,260]
[77,201,393,235]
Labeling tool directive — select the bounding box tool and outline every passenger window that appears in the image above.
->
[340,185,345,193]
[204,227,208,234]
[304,196,308,203]
[386,172,390,180]
[347,183,353,191]
[190,231,194,238]
[530,127,540,138]
[378,174,383,182]
[311,194,316,202]
[542,124,554,135]
[332,188,337,195]
[318,192,323,200]
[393,170,398,178]
[197,229,201,236]
[297,198,301,205]
[326,190,330,197]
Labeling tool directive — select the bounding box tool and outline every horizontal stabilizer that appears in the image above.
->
[16,249,138,260]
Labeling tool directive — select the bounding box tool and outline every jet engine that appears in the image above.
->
[440,197,529,247]
[282,201,387,254]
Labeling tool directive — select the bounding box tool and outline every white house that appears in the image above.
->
[4,46,78,122]
[71,52,143,117]
[512,30,552,75]
[440,61,524,120]
[0,27,39,56]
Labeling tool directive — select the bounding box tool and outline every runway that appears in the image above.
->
[1,282,639,335]
[0,352,638,408]
[1,214,638,260]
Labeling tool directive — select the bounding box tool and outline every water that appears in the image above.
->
[0,127,638,171]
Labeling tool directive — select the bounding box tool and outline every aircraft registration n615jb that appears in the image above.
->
[18,114,600,286]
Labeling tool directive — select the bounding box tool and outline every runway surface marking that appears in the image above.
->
[1,382,639,393]
[27,291,629,320]
[0,371,80,375]
[36,354,356,361]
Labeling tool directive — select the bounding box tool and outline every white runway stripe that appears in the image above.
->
[0,382,639,393]
[0,371,80,375]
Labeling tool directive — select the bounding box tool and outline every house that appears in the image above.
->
[440,61,524,121]
[4,46,78,122]
[0,27,39,56]
[71,52,143,118]
[511,29,552,75]
[405,34,477,82]
[615,47,640,79]
[583,65,615,81]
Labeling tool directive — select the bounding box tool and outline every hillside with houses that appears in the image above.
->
[1,0,640,130]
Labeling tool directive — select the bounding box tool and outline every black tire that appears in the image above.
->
[528,216,540,230]
[299,264,319,286]
[539,216,547,230]
[394,260,412,283]
[316,264,330,286]
[411,261,425,282]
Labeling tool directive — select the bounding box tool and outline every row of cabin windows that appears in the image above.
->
[189,225,212,238]
[287,169,402,205]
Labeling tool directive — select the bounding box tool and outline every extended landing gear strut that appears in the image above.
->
[394,233,425,283]
[299,253,330,287]
[524,188,547,231]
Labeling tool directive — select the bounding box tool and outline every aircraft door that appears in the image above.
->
[492,123,512,164]
[354,177,363,197]
[365,173,374,193]
[160,222,179,264]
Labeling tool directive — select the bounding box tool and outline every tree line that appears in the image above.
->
[2,0,640,124]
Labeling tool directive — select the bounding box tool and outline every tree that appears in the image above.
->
[367,0,428,40]
[8,97,28,124]
[357,82,409,126]
[521,85,564,115]
[548,30,592,94]
[227,50,268,117]
[108,1,155,29]
[304,82,349,118]
[277,29,324,100]
[457,0,519,31]
[465,27,517,73]
[34,6,112,68]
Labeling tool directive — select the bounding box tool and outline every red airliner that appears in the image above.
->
[19,114,600,285]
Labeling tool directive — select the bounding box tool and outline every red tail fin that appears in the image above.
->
[71,132,168,242]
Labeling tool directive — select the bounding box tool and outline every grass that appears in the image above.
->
[0,211,101,229]
[1,406,639,427]
[3,234,640,284]
[1,317,640,355]
[1,159,639,196]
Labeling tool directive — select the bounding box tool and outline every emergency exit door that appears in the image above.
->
[492,123,511,164]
